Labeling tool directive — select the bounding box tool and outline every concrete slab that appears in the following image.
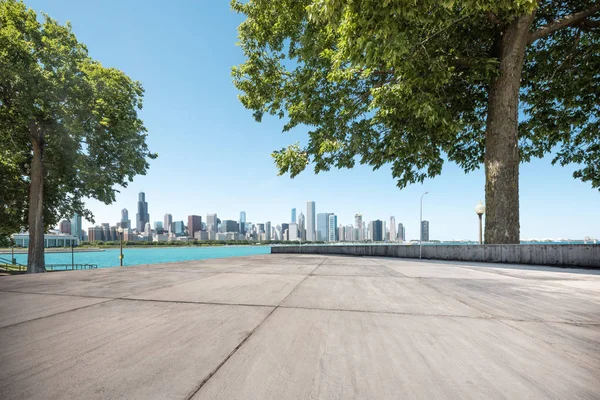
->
[282,275,485,316]
[0,299,272,400]
[193,307,600,400]
[0,291,109,328]
[0,268,215,298]
[219,263,317,275]
[424,278,600,323]
[312,263,405,277]
[130,272,306,306]
[384,264,519,279]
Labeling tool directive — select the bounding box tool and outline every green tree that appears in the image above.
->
[232,0,600,244]
[0,0,156,272]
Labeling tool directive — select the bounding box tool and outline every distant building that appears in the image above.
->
[144,222,152,236]
[171,221,185,236]
[398,223,405,241]
[390,217,396,242]
[239,211,246,234]
[289,223,299,240]
[256,223,265,233]
[421,220,430,242]
[88,226,103,242]
[317,213,329,241]
[188,215,202,236]
[101,223,111,241]
[164,214,173,233]
[59,219,71,234]
[298,212,306,240]
[328,214,338,242]
[194,231,209,241]
[265,221,271,241]
[154,221,163,231]
[345,225,354,241]
[281,223,289,237]
[291,208,296,223]
[70,213,83,240]
[338,224,345,242]
[355,214,363,241]
[369,220,383,242]
[207,213,218,233]
[306,201,316,241]
[136,192,149,232]
[12,233,78,248]
[121,208,130,229]
[153,234,169,242]
[221,220,239,233]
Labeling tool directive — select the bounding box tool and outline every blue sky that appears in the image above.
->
[31,0,599,241]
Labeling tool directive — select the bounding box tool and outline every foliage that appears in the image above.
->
[232,0,600,189]
[0,0,157,233]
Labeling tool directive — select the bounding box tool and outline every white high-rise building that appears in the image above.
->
[306,201,316,241]
[390,217,396,242]
[289,223,299,241]
[144,222,152,236]
[298,212,306,240]
[265,221,271,241]
[164,214,173,233]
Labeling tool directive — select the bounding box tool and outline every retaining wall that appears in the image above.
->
[271,244,600,268]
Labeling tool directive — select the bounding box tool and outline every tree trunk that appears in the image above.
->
[484,15,534,244]
[27,134,46,274]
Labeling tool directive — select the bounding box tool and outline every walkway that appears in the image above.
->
[0,255,599,399]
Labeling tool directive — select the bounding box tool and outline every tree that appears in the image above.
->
[232,0,600,244]
[0,0,157,273]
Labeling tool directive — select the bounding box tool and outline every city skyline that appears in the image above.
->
[33,0,600,241]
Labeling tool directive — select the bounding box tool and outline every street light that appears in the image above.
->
[420,191,429,259]
[475,200,486,245]
[117,227,124,266]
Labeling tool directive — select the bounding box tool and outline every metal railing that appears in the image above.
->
[0,256,27,273]
[45,264,98,271]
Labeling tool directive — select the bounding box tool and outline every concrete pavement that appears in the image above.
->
[0,254,599,399]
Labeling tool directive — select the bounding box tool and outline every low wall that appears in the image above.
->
[272,244,600,268]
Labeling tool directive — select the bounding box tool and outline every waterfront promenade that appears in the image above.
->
[0,254,599,399]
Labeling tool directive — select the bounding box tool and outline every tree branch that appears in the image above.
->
[528,4,600,44]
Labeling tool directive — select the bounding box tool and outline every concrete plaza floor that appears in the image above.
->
[0,254,599,399]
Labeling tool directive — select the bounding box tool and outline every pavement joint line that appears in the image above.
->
[184,261,324,399]
[0,298,116,330]
[0,288,113,300]
[370,258,411,277]
[117,296,275,308]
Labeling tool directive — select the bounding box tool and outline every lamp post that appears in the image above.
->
[117,227,124,266]
[475,201,486,245]
[419,191,429,259]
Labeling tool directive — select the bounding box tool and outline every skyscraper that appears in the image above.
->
[70,213,82,240]
[291,208,296,223]
[317,212,329,241]
[265,221,271,241]
[59,219,71,234]
[136,192,149,232]
[421,220,430,242]
[172,221,185,236]
[239,211,246,234]
[121,208,130,229]
[207,214,218,233]
[164,214,173,233]
[355,213,363,241]
[328,214,338,242]
[298,212,306,240]
[289,223,299,240]
[306,201,316,241]
[390,217,396,242]
[369,220,383,242]
[188,215,202,236]
[144,222,152,236]
[398,223,405,241]
[221,220,239,233]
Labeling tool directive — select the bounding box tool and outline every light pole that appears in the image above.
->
[117,227,124,266]
[475,201,486,245]
[419,191,429,259]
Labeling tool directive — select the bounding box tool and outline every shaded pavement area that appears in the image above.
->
[1,254,599,399]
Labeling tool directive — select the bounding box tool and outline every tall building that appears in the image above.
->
[421,220,430,242]
[317,212,329,241]
[328,214,338,242]
[136,192,149,232]
[70,213,82,240]
[265,221,271,241]
[101,223,111,241]
[291,208,296,223]
[369,220,383,242]
[345,225,354,241]
[355,213,363,241]
[144,222,152,236]
[239,211,246,234]
[121,208,130,229]
[338,224,345,242]
[298,212,306,240]
[188,215,202,236]
[207,214,218,233]
[172,221,185,236]
[257,223,265,233]
[306,201,316,241]
[390,217,396,242]
[382,221,387,242]
[164,214,173,233]
[59,219,71,234]
[221,220,239,233]
[289,223,299,240]
[88,226,103,242]
[398,223,405,241]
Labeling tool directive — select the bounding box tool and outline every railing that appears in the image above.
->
[45,264,98,271]
[0,256,27,273]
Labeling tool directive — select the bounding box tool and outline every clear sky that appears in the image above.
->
[30,0,599,241]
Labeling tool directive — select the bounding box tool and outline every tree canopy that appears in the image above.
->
[0,0,156,270]
[232,0,599,243]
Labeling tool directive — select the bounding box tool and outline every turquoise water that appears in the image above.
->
[10,246,271,269]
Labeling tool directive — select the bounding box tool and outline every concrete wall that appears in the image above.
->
[272,244,600,268]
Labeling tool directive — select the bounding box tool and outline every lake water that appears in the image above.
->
[10,246,272,269]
